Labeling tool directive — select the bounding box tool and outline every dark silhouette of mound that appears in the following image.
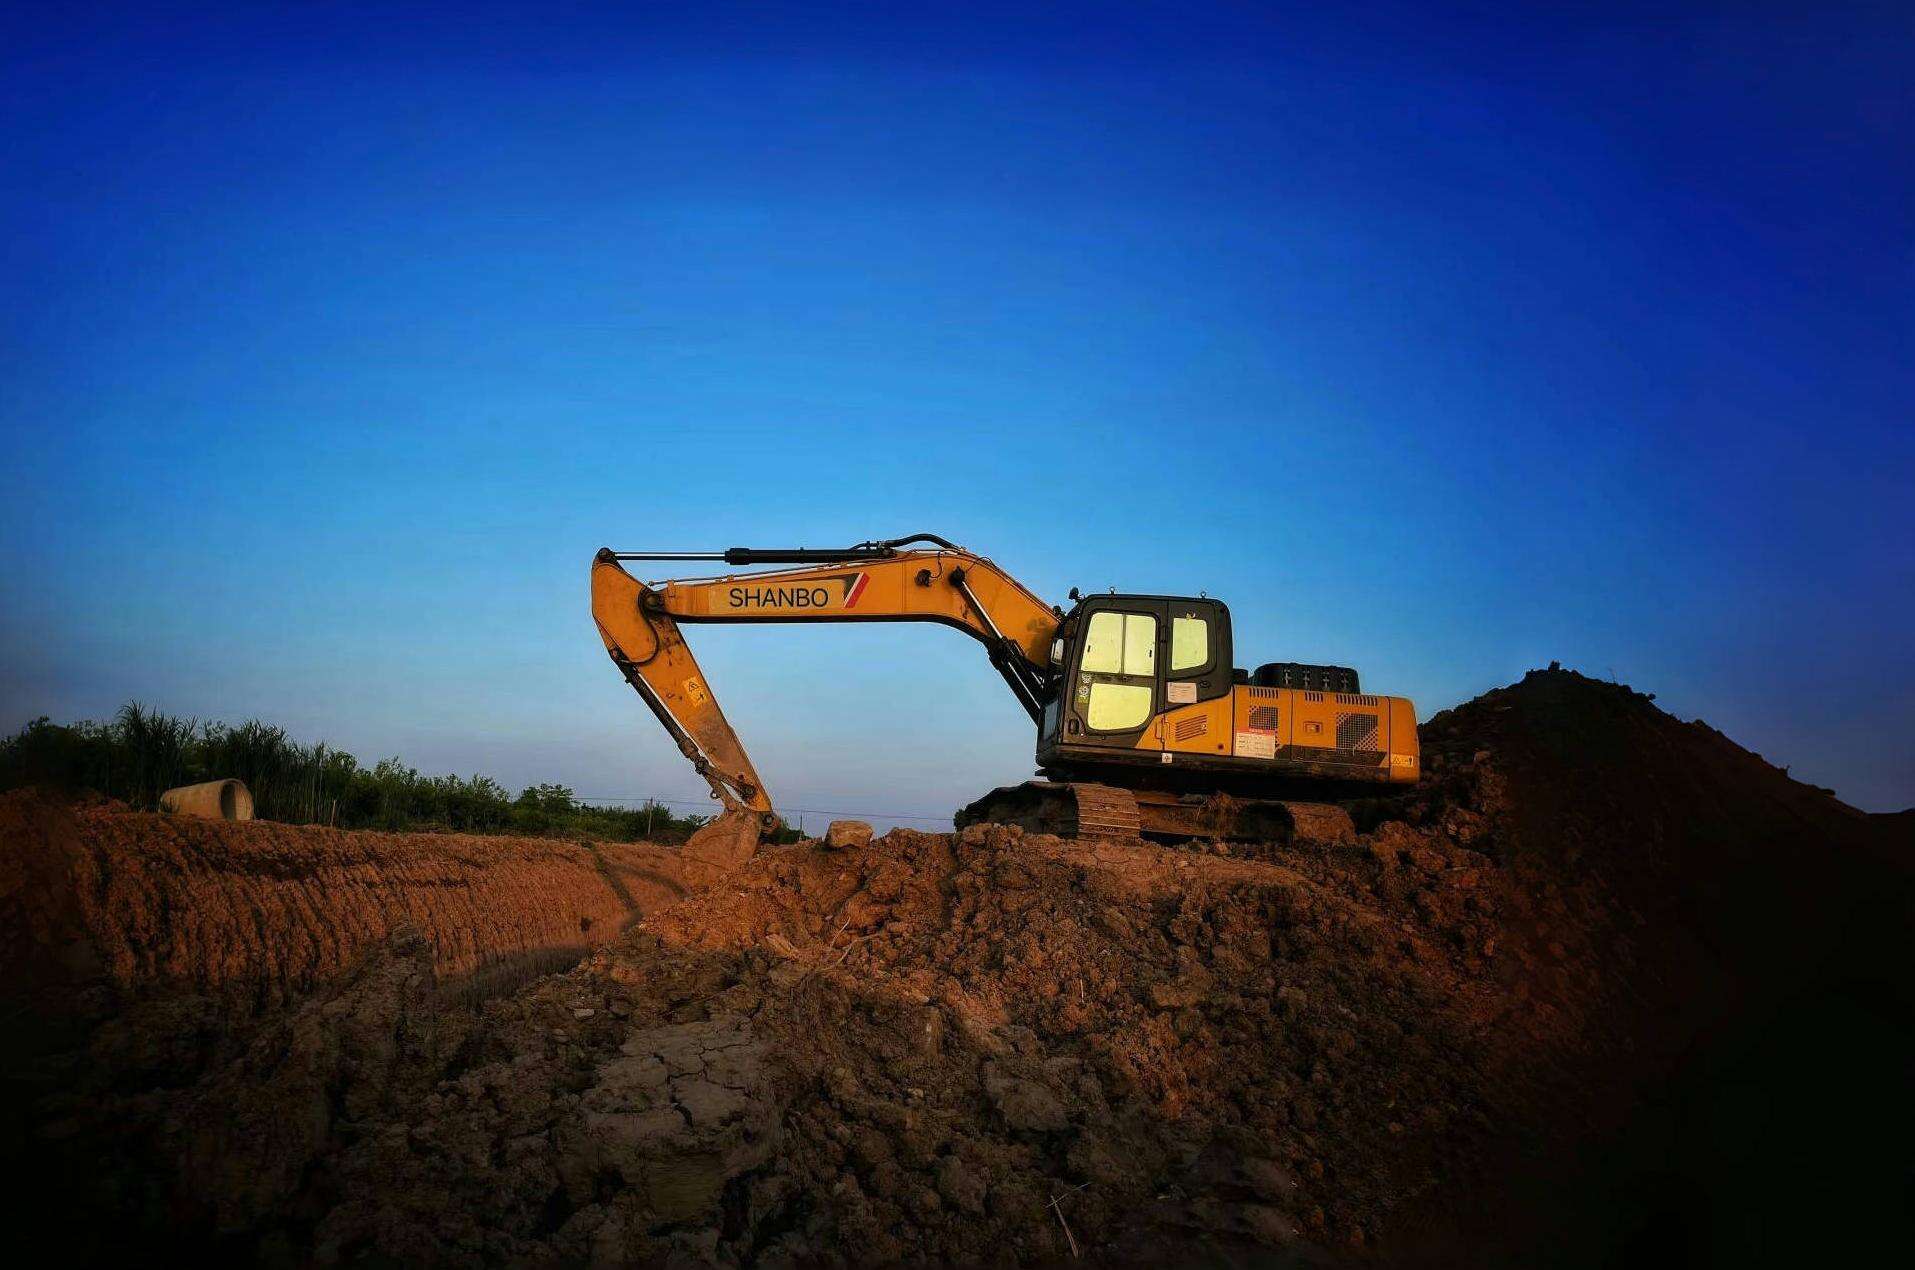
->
[1400,669,1915,1264]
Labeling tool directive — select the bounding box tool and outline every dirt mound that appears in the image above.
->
[306,831,1455,1262]
[0,791,701,1009]
[8,669,1911,1265]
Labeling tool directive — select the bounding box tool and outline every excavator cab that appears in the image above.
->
[1038,590,1417,794]
[1041,594,1233,757]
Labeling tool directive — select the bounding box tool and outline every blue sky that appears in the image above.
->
[3,2,1910,822]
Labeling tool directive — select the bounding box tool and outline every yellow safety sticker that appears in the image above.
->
[682,677,710,707]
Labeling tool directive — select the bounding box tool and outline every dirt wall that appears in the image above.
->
[0,791,695,1011]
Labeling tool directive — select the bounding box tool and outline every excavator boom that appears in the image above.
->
[591,537,1059,823]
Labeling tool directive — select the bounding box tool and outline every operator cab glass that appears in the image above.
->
[1081,609,1156,731]
[1170,614,1209,672]
[1049,593,1232,748]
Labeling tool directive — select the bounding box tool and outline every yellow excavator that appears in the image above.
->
[591,535,1418,852]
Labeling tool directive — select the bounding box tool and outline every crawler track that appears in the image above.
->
[956,780,1355,843]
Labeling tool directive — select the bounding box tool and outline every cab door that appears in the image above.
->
[1063,600,1165,752]
[1163,600,1228,705]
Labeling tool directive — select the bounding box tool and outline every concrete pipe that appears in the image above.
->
[160,779,255,821]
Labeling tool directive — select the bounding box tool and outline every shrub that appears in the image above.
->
[0,705,795,843]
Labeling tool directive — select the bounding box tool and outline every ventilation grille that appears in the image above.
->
[1336,693,1380,707]
[1335,711,1380,751]
[1174,716,1207,742]
[1248,687,1279,700]
[1303,691,1325,702]
[1247,705,1279,732]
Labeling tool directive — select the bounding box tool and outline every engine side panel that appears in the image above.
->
[1123,685,1420,784]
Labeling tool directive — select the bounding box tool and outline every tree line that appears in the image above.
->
[0,703,796,843]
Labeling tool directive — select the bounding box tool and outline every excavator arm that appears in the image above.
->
[590,535,1060,831]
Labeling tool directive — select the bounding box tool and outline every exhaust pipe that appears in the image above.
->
[160,779,255,821]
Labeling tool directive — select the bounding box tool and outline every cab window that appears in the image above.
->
[1082,611,1155,676]
[1081,610,1156,732]
[1170,615,1209,672]
[1087,682,1152,730]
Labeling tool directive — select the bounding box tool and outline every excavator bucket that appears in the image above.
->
[678,809,766,874]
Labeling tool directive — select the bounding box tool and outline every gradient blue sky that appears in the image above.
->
[3,2,1910,824]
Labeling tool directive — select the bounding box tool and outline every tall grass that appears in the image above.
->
[0,704,776,843]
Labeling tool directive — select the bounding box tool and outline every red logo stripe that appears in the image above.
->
[844,572,870,609]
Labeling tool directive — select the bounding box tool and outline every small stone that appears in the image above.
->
[824,820,874,850]
[573,1007,596,1020]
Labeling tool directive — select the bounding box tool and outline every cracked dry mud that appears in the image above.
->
[4,669,1911,1266]
[559,1019,777,1228]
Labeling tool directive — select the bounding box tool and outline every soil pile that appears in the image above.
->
[0,790,704,1121]
[0,793,702,1006]
[6,669,1910,1265]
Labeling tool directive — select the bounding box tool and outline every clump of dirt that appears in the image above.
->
[7,669,1911,1265]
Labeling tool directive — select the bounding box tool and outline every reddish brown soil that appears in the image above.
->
[0,794,697,1007]
[5,669,1911,1266]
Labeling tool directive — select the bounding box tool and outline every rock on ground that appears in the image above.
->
[824,819,873,850]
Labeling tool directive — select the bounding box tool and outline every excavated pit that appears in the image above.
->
[3,668,1910,1266]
